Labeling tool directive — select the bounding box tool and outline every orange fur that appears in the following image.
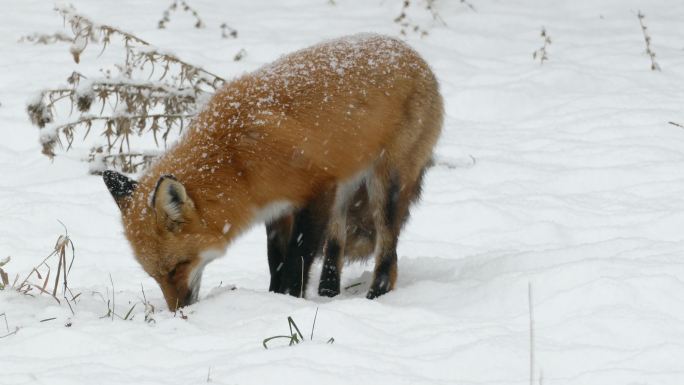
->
[107,34,443,310]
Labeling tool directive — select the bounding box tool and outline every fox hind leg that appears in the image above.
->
[365,164,427,299]
[318,179,362,297]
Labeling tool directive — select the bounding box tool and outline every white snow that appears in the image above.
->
[2,0,684,384]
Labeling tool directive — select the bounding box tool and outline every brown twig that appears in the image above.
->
[158,0,205,30]
[637,11,661,71]
[0,313,19,339]
[532,27,551,65]
[394,0,452,37]
[220,23,238,39]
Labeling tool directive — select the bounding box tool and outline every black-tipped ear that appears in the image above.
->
[103,170,138,209]
[152,175,194,227]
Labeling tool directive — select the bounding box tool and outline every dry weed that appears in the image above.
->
[532,27,551,65]
[27,5,226,174]
[637,11,661,71]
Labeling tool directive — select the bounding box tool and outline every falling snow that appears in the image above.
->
[2,1,684,385]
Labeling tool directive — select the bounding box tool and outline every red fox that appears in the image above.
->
[104,34,443,310]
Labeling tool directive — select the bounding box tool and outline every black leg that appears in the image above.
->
[318,239,342,297]
[266,215,292,292]
[277,199,328,297]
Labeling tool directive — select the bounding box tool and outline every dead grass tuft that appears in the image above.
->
[1,223,79,315]
[262,309,335,349]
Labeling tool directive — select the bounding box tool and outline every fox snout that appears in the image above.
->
[160,280,200,311]
[162,283,200,311]
[157,259,204,311]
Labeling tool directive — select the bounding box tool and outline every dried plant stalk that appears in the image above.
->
[88,148,161,174]
[220,23,238,39]
[0,257,10,290]
[394,0,451,37]
[532,27,551,65]
[8,225,79,314]
[459,0,476,12]
[0,313,19,339]
[27,5,226,174]
[158,0,205,29]
[637,11,661,71]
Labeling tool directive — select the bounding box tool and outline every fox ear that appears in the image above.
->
[103,170,138,210]
[152,175,194,228]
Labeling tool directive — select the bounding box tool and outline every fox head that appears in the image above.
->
[103,170,226,311]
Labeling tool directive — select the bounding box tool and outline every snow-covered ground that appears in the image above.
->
[2,0,684,384]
